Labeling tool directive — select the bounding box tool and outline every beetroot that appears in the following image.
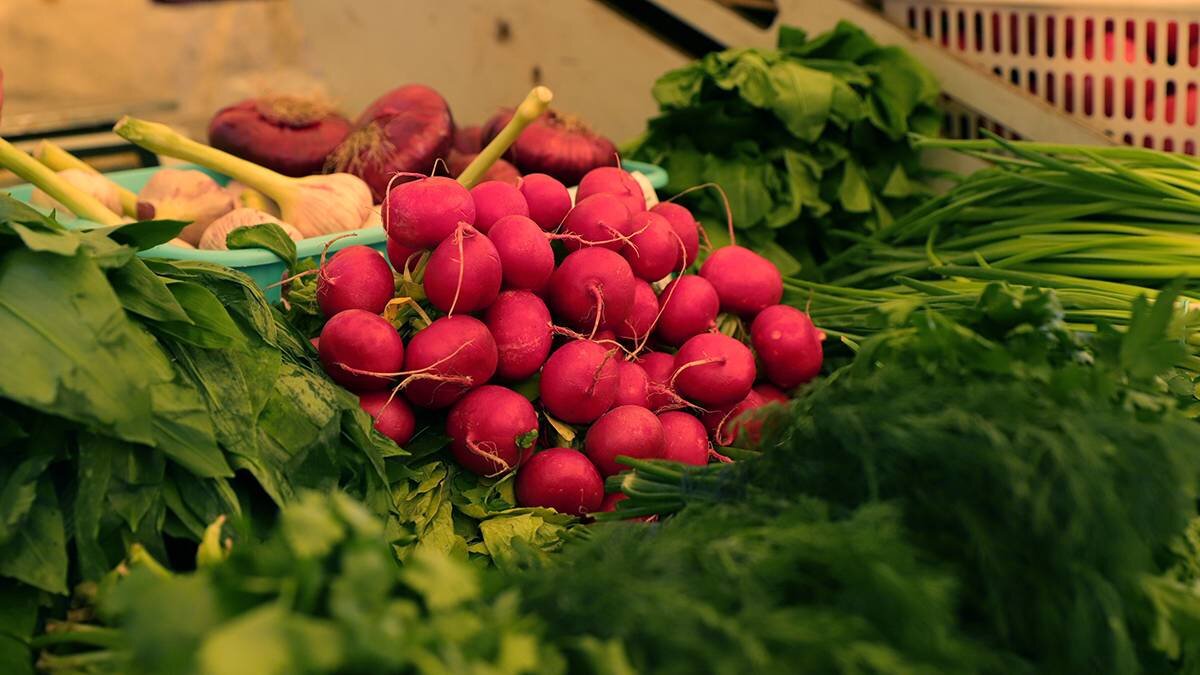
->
[317,245,395,317]
[386,237,421,273]
[658,411,709,465]
[673,333,756,408]
[622,211,678,282]
[446,150,521,186]
[613,280,659,343]
[519,173,572,231]
[701,389,767,446]
[318,309,405,392]
[614,360,650,408]
[584,405,664,477]
[750,305,824,388]
[516,448,604,515]
[488,215,555,291]
[650,202,701,269]
[422,224,502,314]
[447,385,538,476]
[469,180,529,233]
[385,176,475,249]
[208,95,351,178]
[358,391,416,446]
[560,194,632,252]
[699,246,783,317]
[655,275,720,346]
[548,248,636,334]
[402,316,497,409]
[576,166,645,216]
[485,290,553,381]
[539,340,620,424]
[482,108,618,186]
[326,84,454,201]
[639,352,680,411]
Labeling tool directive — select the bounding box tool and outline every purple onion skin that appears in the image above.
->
[447,150,521,186]
[482,108,618,187]
[208,97,351,178]
[329,84,456,202]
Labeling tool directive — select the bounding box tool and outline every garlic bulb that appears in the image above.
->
[31,169,123,217]
[224,180,280,216]
[167,237,194,249]
[115,117,374,241]
[137,169,236,246]
[198,207,303,250]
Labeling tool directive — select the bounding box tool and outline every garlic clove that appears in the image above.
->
[137,169,236,246]
[31,168,123,218]
[198,207,304,250]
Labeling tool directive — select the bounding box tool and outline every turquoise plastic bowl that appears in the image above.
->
[5,160,668,300]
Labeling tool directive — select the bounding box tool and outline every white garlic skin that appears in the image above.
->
[198,207,303,250]
[283,172,373,238]
[31,169,123,218]
[137,169,236,246]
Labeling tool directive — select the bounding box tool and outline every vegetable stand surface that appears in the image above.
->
[3,160,666,299]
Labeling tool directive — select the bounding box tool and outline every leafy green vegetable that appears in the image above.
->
[37,492,566,675]
[225,222,299,271]
[611,284,1200,673]
[630,21,940,274]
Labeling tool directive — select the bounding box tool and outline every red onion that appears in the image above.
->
[208,95,351,178]
[481,108,618,186]
[454,125,483,154]
[326,84,455,201]
[446,150,521,186]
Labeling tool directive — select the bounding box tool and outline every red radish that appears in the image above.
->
[699,246,783,317]
[402,316,497,409]
[447,385,538,476]
[469,180,529,233]
[754,383,790,404]
[560,194,632,252]
[519,173,571,231]
[485,290,553,381]
[539,340,620,423]
[208,95,351,177]
[385,176,475,249]
[639,352,680,411]
[447,151,521,186]
[481,108,618,186]
[548,247,636,334]
[318,309,404,391]
[657,412,709,465]
[309,337,320,350]
[650,202,701,269]
[673,333,756,408]
[594,329,617,343]
[614,360,650,408]
[701,389,767,446]
[584,405,665,476]
[386,237,421,273]
[614,280,659,343]
[515,448,604,515]
[422,224,502,314]
[750,305,824,388]
[576,166,645,216]
[488,215,554,291]
[454,125,483,154]
[622,211,678,282]
[317,245,395,317]
[655,275,719,346]
[327,84,454,201]
[358,391,416,446]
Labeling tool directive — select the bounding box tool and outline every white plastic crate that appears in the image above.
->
[883,0,1200,152]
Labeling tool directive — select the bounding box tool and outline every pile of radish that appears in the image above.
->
[312,164,825,517]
